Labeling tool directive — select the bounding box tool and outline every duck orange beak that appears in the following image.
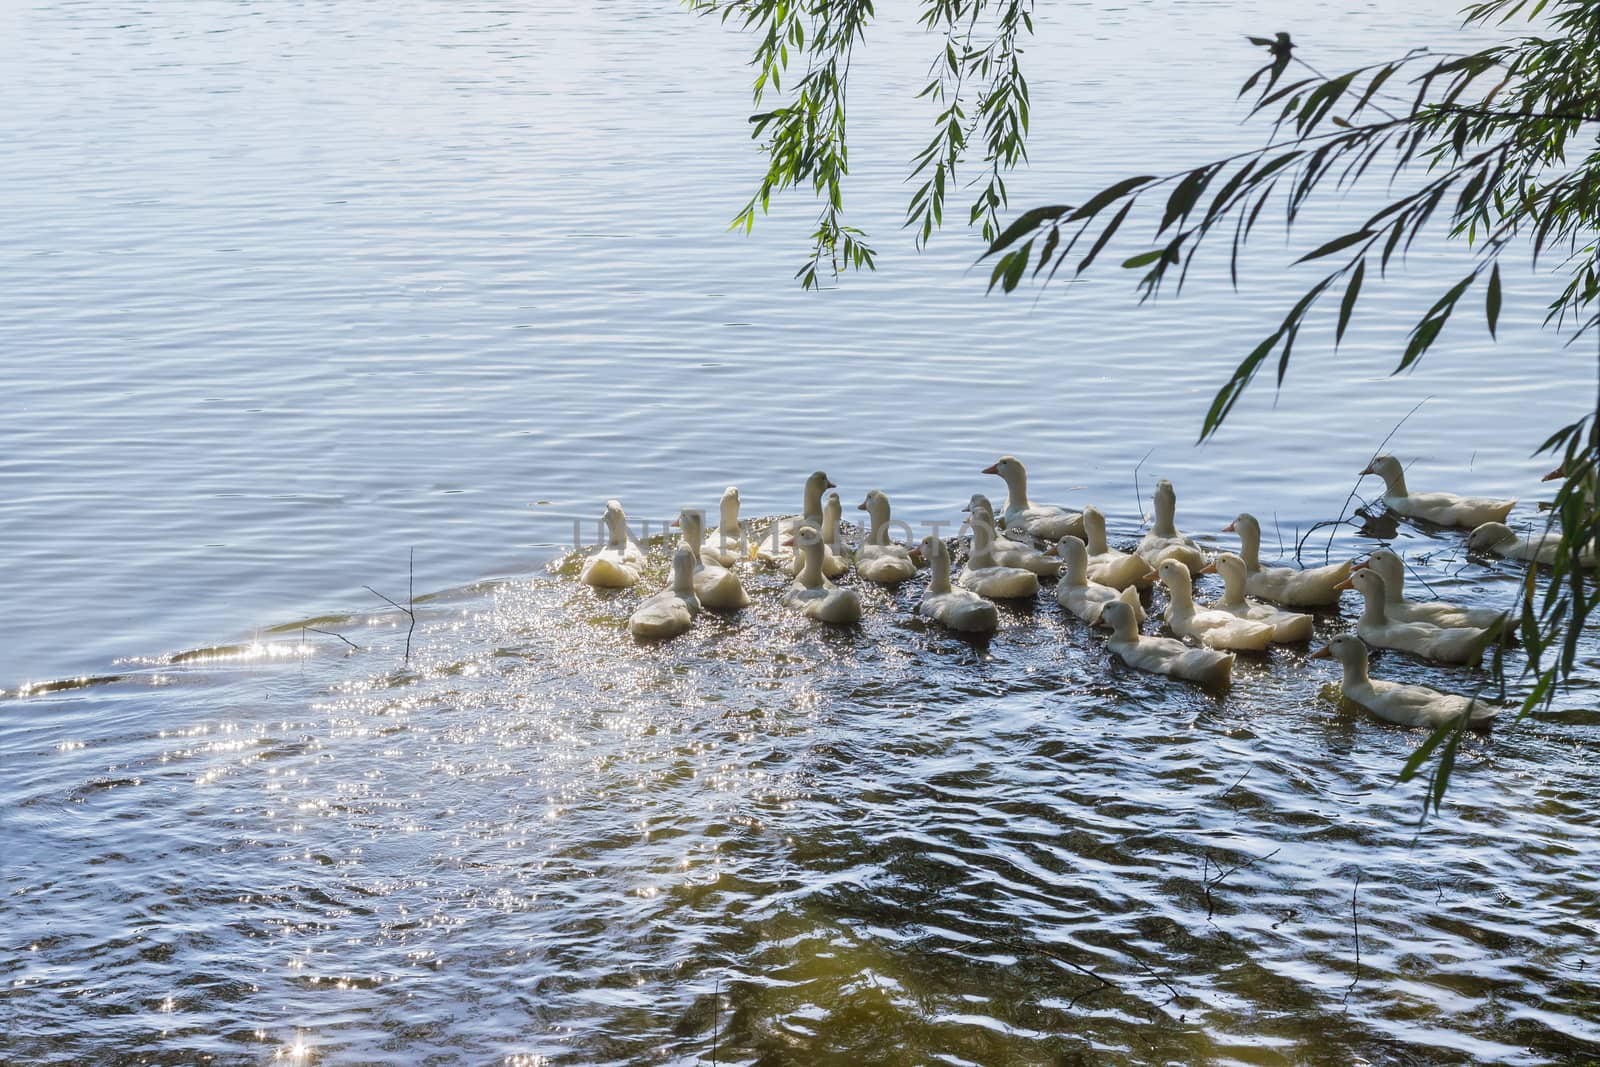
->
[1542,465,1566,482]
[825,478,837,489]
[1334,576,1355,590]
[1142,569,1159,583]
[1221,521,1236,533]
[981,463,999,474]
[1351,556,1371,571]
[1309,645,1333,660]
[1358,463,1375,476]
[1197,560,1218,575]
[780,535,795,547]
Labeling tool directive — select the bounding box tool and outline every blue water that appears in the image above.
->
[3,1,1597,1063]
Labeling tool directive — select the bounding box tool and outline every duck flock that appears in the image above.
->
[578,454,1582,733]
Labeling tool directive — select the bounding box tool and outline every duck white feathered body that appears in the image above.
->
[677,509,750,610]
[982,456,1085,540]
[702,487,748,566]
[1101,600,1234,688]
[1081,505,1154,590]
[1344,569,1495,666]
[782,526,862,625]
[776,490,850,577]
[855,490,918,585]
[1465,522,1589,566]
[1362,455,1514,528]
[969,508,1060,577]
[1207,553,1312,643]
[1055,536,1146,626]
[1157,559,1274,652]
[1226,512,1349,606]
[1312,634,1500,730]
[958,522,1041,600]
[581,500,646,589]
[1357,548,1507,628]
[628,547,700,639]
[915,536,999,633]
[1137,479,1208,573]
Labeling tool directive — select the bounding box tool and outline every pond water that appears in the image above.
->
[3,1,1598,1064]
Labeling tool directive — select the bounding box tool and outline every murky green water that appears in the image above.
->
[3,1,1598,1063]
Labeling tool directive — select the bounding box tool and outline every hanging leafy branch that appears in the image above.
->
[687,0,1035,286]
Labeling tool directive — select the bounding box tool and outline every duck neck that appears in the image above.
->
[1235,521,1261,571]
[606,511,630,552]
[1107,609,1138,642]
[1152,489,1178,537]
[1380,464,1409,498]
[1060,543,1087,588]
[927,545,953,594]
[672,555,697,597]
[719,495,739,533]
[797,543,826,588]
[1341,650,1371,687]
[821,502,840,546]
[802,480,825,523]
[1358,587,1388,628]
[1002,467,1028,513]
[1083,508,1109,555]
[679,514,704,565]
[1165,574,1195,615]
[1219,564,1247,607]
[867,503,891,546]
[970,518,998,568]
[1377,559,1405,603]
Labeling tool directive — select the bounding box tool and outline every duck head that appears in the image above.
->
[1466,521,1516,553]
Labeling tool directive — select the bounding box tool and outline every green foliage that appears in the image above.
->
[700,0,1600,807]
[687,0,1035,287]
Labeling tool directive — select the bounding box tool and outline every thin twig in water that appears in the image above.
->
[711,978,720,1065]
[1218,766,1252,802]
[364,549,417,663]
[1344,869,1363,1004]
[1132,448,1156,527]
[1202,847,1283,920]
[976,934,1118,1007]
[305,626,361,652]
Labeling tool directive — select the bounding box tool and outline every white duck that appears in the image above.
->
[913,535,999,633]
[759,470,837,559]
[854,490,918,585]
[628,547,700,639]
[966,494,1044,559]
[981,455,1085,540]
[1156,559,1274,651]
[1055,535,1147,626]
[1206,553,1313,643]
[782,490,850,578]
[958,522,1041,600]
[1465,521,1588,566]
[1311,634,1501,730]
[1339,568,1496,666]
[1137,479,1208,573]
[970,508,1061,578]
[1224,512,1350,606]
[1360,454,1515,528]
[674,508,750,610]
[1101,599,1235,689]
[580,499,646,589]
[1354,548,1507,629]
[782,525,862,625]
[701,486,748,566]
[1081,504,1154,590]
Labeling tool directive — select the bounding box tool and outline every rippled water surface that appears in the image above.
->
[4,0,1599,1063]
